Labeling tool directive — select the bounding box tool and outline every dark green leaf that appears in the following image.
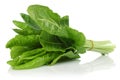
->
[60,15,69,27]
[65,28,86,52]
[39,31,66,52]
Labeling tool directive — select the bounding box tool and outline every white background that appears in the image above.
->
[0,0,120,80]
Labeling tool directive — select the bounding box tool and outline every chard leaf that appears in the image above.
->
[6,4,115,70]
[17,48,46,65]
[13,20,33,30]
[65,28,86,53]
[27,5,61,26]
[6,35,41,48]
[51,51,80,65]
[13,53,46,66]
[20,13,40,30]
[19,48,45,59]
[7,57,19,66]
[39,31,66,52]
[13,29,40,35]
[13,21,40,35]
[21,51,46,60]
[27,5,68,37]
[60,15,69,27]
[27,5,86,52]
[12,52,59,69]
[10,46,32,59]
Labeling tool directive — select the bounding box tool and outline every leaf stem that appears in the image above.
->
[84,40,116,55]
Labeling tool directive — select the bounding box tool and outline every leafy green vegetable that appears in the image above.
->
[20,13,40,30]
[27,5,61,26]
[13,21,33,30]
[60,15,69,27]
[51,51,80,65]
[19,48,45,59]
[28,5,86,53]
[27,5,69,37]
[6,4,115,70]
[39,31,66,52]
[6,35,41,48]
[13,29,39,35]
[13,21,40,35]
[10,46,32,59]
[12,52,60,69]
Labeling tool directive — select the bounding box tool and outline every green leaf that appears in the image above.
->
[13,29,26,35]
[6,35,41,48]
[60,15,69,27]
[27,5,68,37]
[13,29,40,35]
[21,51,46,60]
[10,46,32,59]
[27,5,61,26]
[20,13,40,30]
[19,48,45,59]
[6,4,87,70]
[27,5,86,52]
[13,20,32,30]
[13,21,41,35]
[12,52,59,69]
[65,28,86,53]
[51,51,80,65]
[17,48,46,65]
[7,57,19,66]
[39,31,66,52]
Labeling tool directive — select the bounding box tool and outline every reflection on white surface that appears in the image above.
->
[8,56,115,77]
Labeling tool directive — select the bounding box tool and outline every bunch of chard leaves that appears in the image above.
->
[6,5,86,69]
[6,5,115,70]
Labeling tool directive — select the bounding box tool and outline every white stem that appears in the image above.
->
[84,40,116,55]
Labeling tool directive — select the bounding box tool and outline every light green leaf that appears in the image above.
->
[13,21,40,35]
[13,20,32,30]
[19,48,45,59]
[21,13,40,30]
[27,5,68,37]
[12,52,59,69]
[10,46,32,59]
[7,57,19,66]
[13,29,40,35]
[6,35,41,48]
[27,5,61,26]
[17,48,46,65]
[51,51,80,65]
